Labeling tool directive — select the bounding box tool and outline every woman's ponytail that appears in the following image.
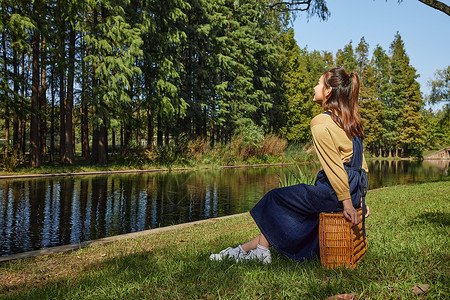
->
[349,72,360,110]
[322,68,364,139]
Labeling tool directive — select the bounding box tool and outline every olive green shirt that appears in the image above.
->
[310,113,368,201]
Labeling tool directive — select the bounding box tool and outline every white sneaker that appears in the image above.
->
[244,249,272,264]
[209,247,247,262]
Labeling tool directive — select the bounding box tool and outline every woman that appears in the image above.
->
[210,67,370,264]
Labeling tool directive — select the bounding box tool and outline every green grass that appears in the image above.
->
[0,181,449,299]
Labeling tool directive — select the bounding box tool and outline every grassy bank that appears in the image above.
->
[1,181,449,299]
[0,141,313,176]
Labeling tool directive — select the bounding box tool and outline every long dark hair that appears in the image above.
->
[321,67,364,139]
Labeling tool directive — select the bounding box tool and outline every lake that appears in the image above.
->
[0,160,448,256]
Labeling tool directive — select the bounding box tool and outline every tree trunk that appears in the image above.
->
[91,7,99,164]
[59,56,66,162]
[99,119,108,164]
[91,109,99,164]
[123,121,131,152]
[164,126,169,146]
[157,114,163,147]
[57,0,67,163]
[210,121,214,148]
[72,110,76,155]
[81,32,90,159]
[63,25,75,164]
[120,126,123,151]
[147,106,153,150]
[50,66,55,162]
[30,30,41,167]
[81,99,90,159]
[21,53,27,156]
[136,100,141,145]
[203,107,207,138]
[111,129,116,156]
[39,37,47,158]
[2,32,9,157]
[13,49,23,157]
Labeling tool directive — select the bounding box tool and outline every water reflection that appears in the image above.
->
[0,160,448,256]
[367,159,449,188]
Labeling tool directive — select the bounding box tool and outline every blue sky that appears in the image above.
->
[292,0,450,110]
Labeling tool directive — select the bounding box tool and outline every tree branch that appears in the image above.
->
[417,0,450,17]
[269,0,312,12]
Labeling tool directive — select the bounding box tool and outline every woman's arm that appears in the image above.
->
[311,118,351,201]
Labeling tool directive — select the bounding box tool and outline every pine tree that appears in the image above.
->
[335,41,357,72]
[359,53,385,156]
[428,66,449,135]
[356,37,369,84]
[389,33,425,157]
[279,29,328,143]
[357,37,385,156]
[140,0,189,148]
[29,0,43,167]
[84,1,143,163]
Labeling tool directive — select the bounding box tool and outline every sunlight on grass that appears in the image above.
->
[0,180,449,299]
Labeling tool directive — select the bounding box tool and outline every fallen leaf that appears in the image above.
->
[410,283,430,295]
[325,293,356,300]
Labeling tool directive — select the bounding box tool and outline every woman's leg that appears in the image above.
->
[241,232,270,252]
[210,232,272,264]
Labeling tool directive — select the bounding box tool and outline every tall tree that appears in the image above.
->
[29,1,42,167]
[389,33,425,157]
[56,0,67,164]
[335,41,357,73]
[61,0,81,165]
[85,1,143,163]
[279,29,326,143]
[428,66,449,127]
[359,46,386,156]
[140,0,189,148]
[355,37,370,84]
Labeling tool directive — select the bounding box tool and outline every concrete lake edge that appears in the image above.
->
[0,212,249,263]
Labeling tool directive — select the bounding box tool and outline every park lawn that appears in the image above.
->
[0,180,449,299]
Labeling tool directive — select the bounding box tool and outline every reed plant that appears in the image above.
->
[0,180,448,299]
[278,164,317,187]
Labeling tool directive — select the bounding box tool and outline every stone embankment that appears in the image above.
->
[423,147,450,160]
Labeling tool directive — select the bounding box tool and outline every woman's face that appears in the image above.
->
[313,75,331,104]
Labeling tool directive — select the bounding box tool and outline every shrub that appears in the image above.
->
[256,134,288,157]
[186,138,210,161]
[1,151,21,172]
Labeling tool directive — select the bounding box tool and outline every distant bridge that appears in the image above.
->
[424,147,450,160]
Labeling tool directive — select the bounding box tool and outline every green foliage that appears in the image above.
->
[235,121,265,149]
[0,151,22,172]
[428,66,450,104]
[278,164,317,187]
[278,29,325,144]
[84,6,143,127]
[336,41,357,72]
[428,66,449,133]
[0,0,446,169]
[389,33,425,157]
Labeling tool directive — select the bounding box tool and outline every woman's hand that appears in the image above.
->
[360,196,370,218]
[365,205,370,218]
[342,199,360,227]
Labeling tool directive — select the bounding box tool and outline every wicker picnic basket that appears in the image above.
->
[319,208,367,269]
